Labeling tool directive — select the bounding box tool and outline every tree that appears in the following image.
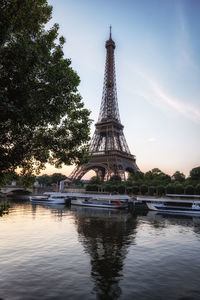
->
[37,174,52,186]
[109,175,122,183]
[86,184,98,192]
[185,185,194,195]
[140,184,148,195]
[129,171,144,181]
[144,168,171,186]
[50,173,66,184]
[195,184,200,195]
[189,167,200,181]
[172,171,185,183]
[132,185,139,195]
[148,186,156,196]
[88,176,102,185]
[175,184,184,194]
[117,184,125,194]
[156,185,165,196]
[0,0,91,181]
[166,183,175,194]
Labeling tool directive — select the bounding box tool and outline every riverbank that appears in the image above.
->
[0,201,10,216]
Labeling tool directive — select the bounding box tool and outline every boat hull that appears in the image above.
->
[71,199,128,209]
[146,202,200,215]
[30,196,66,204]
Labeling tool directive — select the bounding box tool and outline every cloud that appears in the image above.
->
[176,2,197,70]
[137,71,200,124]
[147,137,156,142]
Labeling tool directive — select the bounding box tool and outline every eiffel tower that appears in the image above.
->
[71,28,139,181]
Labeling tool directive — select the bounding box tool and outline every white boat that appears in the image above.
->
[30,192,135,209]
[30,194,68,204]
[46,192,133,209]
[70,195,130,209]
[137,197,200,215]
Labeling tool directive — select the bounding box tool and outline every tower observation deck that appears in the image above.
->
[70,28,139,181]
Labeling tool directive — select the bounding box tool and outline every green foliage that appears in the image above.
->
[185,185,194,195]
[156,185,165,196]
[195,184,200,195]
[129,171,144,181]
[103,182,117,193]
[0,171,19,187]
[172,171,185,183]
[0,202,10,217]
[50,173,67,184]
[86,167,199,196]
[132,185,139,195]
[166,183,175,194]
[140,184,148,195]
[88,176,101,185]
[126,187,133,194]
[109,175,122,183]
[189,167,200,181]
[86,184,98,192]
[37,173,66,186]
[143,168,171,187]
[18,173,36,188]
[148,186,156,196]
[37,174,52,186]
[175,184,184,194]
[0,0,91,181]
[117,184,125,194]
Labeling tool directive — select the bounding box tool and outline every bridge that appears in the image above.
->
[0,186,32,196]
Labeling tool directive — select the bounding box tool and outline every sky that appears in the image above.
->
[43,0,200,178]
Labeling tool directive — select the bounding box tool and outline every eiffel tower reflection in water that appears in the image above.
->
[72,207,138,299]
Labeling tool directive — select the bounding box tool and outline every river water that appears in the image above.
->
[1,200,200,300]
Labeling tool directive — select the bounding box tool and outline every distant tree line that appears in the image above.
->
[0,172,67,188]
[86,167,200,196]
[36,173,67,187]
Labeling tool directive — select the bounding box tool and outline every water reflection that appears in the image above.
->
[139,211,200,233]
[2,201,200,299]
[72,207,137,299]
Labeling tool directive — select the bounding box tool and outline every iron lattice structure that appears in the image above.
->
[70,29,139,181]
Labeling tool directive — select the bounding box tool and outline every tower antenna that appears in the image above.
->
[110,25,112,39]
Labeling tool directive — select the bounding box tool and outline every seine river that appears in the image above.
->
[1,200,200,300]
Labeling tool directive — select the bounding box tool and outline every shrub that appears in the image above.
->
[86,184,98,191]
[117,184,125,194]
[184,185,194,195]
[195,184,200,195]
[175,184,184,194]
[157,185,165,196]
[132,186,139,195]
[148,186,156,196]
[166,184,175,194]
[140,184,148,195]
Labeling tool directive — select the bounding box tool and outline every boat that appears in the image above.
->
[30,192,135,209]
[46,192,133,209]
[30,194,69,204]
[136,197,200,215]
[166,194,200,199]
[70,194,130,209]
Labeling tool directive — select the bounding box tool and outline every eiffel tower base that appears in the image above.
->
[70,151,139,181]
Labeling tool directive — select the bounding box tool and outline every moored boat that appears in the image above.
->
[30,192,135,209]
[136,197,200,215]
[30,194,68,204]
[70,194,130,209]
[29,195,49,202]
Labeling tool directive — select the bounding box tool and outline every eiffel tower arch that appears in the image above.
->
[70,28,139,181]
